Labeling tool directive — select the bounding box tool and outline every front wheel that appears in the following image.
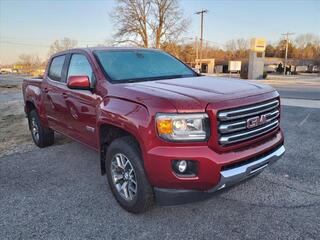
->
[105,136,154,213]
[28,110,54,148]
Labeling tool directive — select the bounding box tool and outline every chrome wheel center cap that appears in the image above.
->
[124,172,129,180]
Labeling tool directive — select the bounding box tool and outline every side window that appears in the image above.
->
[48,55,66,81]
[67,54,94,83]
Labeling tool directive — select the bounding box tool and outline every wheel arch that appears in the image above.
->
[25,101,37,130]
[25,100,37,114]
[97,98,152,175]
[98,123,142,175]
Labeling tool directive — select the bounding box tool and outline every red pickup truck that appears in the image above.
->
[22,48,285,213]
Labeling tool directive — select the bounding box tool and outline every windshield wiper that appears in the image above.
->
[144,74,195,81]
[114,74,196,84]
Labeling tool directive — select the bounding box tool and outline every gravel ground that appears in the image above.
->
[0,76,70,157]
[0,105,319,239]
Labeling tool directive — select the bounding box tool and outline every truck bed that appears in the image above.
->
[22,77,42,89]
[22,77,43,111]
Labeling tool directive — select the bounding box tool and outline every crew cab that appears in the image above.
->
[22,48,285,213]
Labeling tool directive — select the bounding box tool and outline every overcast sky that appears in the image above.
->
[1,0,319,64]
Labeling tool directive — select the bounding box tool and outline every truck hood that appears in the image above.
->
[111,76,275,112]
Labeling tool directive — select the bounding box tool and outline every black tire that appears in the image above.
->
[28,110,54,148]
[105,136,154,213]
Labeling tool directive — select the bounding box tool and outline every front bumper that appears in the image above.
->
[154,145,285,206]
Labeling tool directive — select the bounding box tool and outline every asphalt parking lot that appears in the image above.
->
[1,75,320,239]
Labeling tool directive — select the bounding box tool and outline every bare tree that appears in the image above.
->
[225,38,249,52]
[111,0,151,47]
[225,38,249,59]
[151,0,188,48]
[111,0,188,48]
[18,54,42,74]
[295,33,320,48]
[19,54,41,67]
[48,38,78,56]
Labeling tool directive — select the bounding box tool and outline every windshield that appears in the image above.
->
[94,50,197,83]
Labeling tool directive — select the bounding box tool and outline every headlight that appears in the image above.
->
[156,113,210,141]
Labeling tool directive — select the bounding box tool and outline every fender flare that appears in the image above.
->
[24,84,49,127]
[96,97,151,175]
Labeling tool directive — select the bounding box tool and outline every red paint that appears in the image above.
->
[22,47,284,191]
[67,75,90,89]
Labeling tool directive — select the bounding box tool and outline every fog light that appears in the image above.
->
[172,160,198,177]
[177,160,187,173]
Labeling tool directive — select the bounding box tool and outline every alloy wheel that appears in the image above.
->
[110,153,137,201]
[31,117,40,142]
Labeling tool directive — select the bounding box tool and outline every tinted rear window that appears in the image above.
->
[48,55,66,81]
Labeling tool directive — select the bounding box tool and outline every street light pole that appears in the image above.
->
[281,32,294,76]
[195,9,208,72]
[195,36,198,60]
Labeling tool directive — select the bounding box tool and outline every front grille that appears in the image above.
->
[217,99,280,145]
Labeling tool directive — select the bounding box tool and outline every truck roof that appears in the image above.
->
[51,47,161,57]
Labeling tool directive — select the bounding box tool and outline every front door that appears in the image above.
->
[63,53,99,149]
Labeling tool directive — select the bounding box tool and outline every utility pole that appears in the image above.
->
[195,9,208,72]
[195,36,199,61]
[281,32,294,76]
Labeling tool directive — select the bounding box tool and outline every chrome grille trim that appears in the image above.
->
[217,99,280,145]
[219,109,279,134]
[218,100,279,121]
[219,120,247,134]
[219,120,279,145]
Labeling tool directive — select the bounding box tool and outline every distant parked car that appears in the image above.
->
[308,65,319,73]
[295,66,308,73]
[192,67,200,74]
[264,64,277,73]
[0,68,13,74]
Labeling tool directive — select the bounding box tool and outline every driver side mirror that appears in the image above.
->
[67,75,92,90]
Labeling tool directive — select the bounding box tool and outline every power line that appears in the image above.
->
[182,36,224,47]
[0,40,50,48]
[0,40,109,49]
[0,36,107,47]
[0,35,105,43]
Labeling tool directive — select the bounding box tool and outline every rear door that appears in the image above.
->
[43,54,69,133]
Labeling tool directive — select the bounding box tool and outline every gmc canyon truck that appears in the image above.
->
[22,48,285,213]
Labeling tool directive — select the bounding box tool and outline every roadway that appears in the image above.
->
[263,81,320,100]
[1,105,319,239]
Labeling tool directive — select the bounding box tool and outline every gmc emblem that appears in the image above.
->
[246,114,267,129]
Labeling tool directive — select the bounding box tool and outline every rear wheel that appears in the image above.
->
[28,110,54,148]
[105,136,154,213]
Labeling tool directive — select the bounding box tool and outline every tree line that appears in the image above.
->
[162,34,320,65]
[265,34,320,60]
